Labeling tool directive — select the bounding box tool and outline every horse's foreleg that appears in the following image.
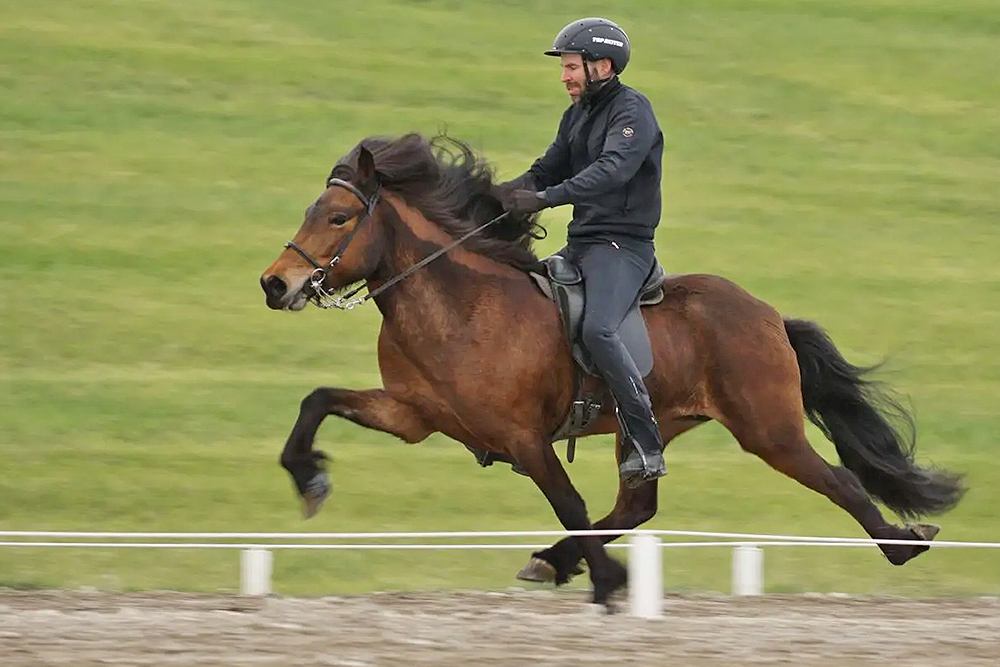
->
[280,387,431,517]
[514,440,627,609]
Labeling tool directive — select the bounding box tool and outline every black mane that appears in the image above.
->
[329,133,543,271]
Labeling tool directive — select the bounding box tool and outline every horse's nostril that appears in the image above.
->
[262,275,287,298]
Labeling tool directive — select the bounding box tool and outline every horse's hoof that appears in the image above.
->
[906,523,940,559]
[910,523,941,542]
[590,558,629,609]
[884,523,941,565]
[301,472,331,519]
[516,557,557,583]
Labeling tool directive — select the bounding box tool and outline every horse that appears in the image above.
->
[259,132,965,607]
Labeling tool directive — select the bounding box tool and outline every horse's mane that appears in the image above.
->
[329,133,543,272]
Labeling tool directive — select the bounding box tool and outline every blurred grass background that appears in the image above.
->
[1,0,998,596]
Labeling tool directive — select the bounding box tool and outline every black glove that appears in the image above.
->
[490,182,517,205]
[490,173,536,206]
[507,189,548,215]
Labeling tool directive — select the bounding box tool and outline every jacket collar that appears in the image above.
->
[582,76,622,107]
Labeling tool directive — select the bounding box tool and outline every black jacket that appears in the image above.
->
[528,78,663,240]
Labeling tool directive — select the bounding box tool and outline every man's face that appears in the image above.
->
[559,54,612,102]
[559,54,587,101]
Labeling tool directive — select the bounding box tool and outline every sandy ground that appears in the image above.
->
[1,589,998,666]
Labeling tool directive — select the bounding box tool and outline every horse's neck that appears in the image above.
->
[368,203,565,401]
[370,203,532,338]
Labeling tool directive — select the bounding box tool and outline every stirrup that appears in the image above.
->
[618,448,666,489]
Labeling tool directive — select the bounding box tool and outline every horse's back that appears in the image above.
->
[643,272,794,405]
[655,273,781,321]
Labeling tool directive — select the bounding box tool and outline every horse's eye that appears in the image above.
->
[329,214,348,227]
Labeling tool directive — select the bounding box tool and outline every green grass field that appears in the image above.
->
[1,0,998,597]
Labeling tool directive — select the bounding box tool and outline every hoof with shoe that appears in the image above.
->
[909,523,941,542]
[516,557,556,583]
[590,559,628,609]
[882,523,941,565]
[301,472,331,519]
[906,523,940,558]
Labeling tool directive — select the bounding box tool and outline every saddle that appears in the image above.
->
[528,251,667,459]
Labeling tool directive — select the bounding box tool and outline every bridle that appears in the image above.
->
[283,177,382,310]
[283,177,509,311]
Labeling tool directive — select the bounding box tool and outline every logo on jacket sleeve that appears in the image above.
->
[622,126,634,138]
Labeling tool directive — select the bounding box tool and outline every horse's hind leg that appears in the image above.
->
[517,432,656,585]
[727,413,936,566]
[519,418,705,585]
[512,438,627,608]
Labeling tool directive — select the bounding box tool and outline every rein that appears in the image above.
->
[285,178,509,311]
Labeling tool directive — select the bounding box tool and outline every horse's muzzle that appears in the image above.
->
[261,274,310,311]
[261,274,286,298]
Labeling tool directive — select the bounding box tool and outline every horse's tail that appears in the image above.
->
[783,318,965,519]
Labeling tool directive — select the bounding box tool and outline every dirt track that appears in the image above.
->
[1,589,998,666]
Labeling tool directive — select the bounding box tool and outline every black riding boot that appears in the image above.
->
[615,406,667,489]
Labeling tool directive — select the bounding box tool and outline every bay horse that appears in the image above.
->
[259,133,964,607]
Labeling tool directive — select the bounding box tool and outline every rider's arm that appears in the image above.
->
[526,109,573,189]
[541,98,655,206]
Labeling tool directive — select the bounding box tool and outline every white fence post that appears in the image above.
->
[240,548,273,596]
[732,544,763,596]
[628,531,662,618]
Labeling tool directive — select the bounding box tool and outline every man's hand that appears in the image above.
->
[506,190,548,215]
[490,182,517,204]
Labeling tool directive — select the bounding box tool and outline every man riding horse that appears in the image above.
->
[492,17,667,488]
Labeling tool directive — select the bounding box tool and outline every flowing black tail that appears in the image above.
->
[783,318,965,519]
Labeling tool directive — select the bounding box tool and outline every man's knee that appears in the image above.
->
[580,319,616,352]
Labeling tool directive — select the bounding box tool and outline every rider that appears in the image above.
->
[495,17,667,488]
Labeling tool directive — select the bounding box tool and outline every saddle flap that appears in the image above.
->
[618,306,654,376]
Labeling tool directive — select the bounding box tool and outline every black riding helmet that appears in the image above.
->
[543,17,631,75]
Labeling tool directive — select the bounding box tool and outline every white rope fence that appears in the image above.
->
[1,529,996,618]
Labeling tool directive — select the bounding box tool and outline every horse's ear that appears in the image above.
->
[357,145,377,186]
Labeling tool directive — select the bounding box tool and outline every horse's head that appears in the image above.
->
[260,145,385,311]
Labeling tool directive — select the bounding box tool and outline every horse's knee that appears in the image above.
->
[299,387,332,413]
